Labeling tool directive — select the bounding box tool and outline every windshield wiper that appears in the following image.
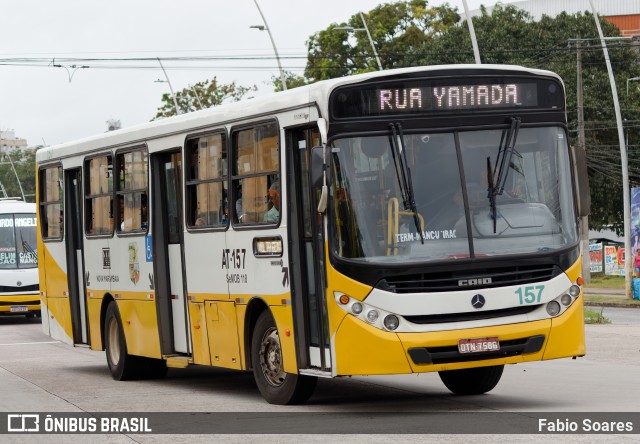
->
[20,233,37,261]
[389,123,423,244]
[488,117,521,233]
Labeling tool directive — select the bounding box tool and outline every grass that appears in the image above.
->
[584,307,611,324]
[586,274,625,289]
[584,295,640,306]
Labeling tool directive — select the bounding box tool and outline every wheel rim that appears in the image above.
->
[107,316,121,365]
[258,326,286,387]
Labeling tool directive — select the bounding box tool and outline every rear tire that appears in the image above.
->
[104,301,142,380]
[251,311,317,404]
[439,365,504,395]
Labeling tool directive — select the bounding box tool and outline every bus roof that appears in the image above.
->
[36,64,562,164]
[0,199,36,213]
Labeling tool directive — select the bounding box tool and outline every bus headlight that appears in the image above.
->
[569,285,581,297]
[334,292,403,332]
[383,315,399,331]
[560,294,572,306]
[546,301,561,316]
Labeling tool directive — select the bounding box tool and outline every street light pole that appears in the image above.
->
[358,12,382,71]
[589,0,632,297]
[335,13,383,71]
[251,0,287,91]
[157,57,181,115]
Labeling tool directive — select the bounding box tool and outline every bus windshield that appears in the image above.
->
[330,126,578,264]
[0,213,38,269]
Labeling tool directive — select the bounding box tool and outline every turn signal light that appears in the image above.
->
[339,294,350,305]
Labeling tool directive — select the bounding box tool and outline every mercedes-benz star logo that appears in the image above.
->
[471,294,486,309]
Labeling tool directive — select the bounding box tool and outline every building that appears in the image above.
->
[469,0,640,36]
[0,130,27,151]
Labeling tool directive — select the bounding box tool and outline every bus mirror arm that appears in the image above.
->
[311,145,330,213]
[315,118,329,213]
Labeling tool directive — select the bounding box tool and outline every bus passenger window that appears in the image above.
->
[116,148,148,234]
[186,132,228,229]
[84,155,113,236]
[232,122,280,225]
[39,165,64,240]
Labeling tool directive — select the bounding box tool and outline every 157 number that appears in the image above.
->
[515,285,544,305]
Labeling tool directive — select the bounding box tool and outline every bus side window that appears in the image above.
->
[85,155,113,236]
[232,122,280,226]
[186,132,228,229]
[116,148,148,234]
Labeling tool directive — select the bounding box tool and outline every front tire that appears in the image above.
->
[104,301,141,380]
[251,311,317,404]
[439,365,504,395]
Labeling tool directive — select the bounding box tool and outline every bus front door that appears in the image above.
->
[287,126,332,373]
[151,150,191,355]
[64,168,89,345]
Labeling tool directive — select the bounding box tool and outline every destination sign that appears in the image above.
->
[331,77,563,119]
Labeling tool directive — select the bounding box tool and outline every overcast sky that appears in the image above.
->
[0,0,501,146]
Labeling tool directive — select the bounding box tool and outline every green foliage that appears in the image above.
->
[304,1,460,81]
[153,78,257,120]
[0,149,36,202]
[584,307,611,324]
[269,70,308,92]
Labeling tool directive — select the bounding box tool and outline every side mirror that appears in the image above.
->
[571,144,590,217]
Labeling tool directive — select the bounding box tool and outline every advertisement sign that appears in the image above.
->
[589,243,603,273]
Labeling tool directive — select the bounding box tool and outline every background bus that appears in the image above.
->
[0,199,39,317]
[36,64,589,404]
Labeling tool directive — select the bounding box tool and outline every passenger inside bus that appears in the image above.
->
[264,181,280,223]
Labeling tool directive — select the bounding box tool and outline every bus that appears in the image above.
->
[0,199,39,317]
[36,64,589,404]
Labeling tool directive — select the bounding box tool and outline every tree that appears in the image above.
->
[153,78,256,120]
[269,71,308,92]
[304,0,460,81]
[0,148,36,202]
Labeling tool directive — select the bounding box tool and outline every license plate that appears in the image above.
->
[458,336,500,354]
[10,306,28,313]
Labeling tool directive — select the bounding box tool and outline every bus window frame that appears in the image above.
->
[184,128,230,233]
[84,151,115,239]
[114,145,149,237]
[230,119,282,231]
[38,163,64,243]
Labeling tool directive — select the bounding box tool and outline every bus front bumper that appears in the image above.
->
[333,297,585,376]
[0,294,41,315]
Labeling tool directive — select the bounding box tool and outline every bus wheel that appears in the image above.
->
[104,301,140,381]
[438,365,504,395]
[251,311,317,405]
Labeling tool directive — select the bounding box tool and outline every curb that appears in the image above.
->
[585,302,640,309]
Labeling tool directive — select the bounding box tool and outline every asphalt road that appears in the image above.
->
[0,314,639,443]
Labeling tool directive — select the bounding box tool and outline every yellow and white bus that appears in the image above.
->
[37,65,589,404]
[0,199,39,317]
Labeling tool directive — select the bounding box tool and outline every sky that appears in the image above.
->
[0,0,499,146]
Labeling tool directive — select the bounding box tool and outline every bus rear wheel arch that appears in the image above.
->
[251,310,317,404]
[438,365,504,395]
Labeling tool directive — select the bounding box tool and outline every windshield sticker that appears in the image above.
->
[395,229,457,243]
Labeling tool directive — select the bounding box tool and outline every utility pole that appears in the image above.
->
[576,37,590,285]
[589,0,633,298]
